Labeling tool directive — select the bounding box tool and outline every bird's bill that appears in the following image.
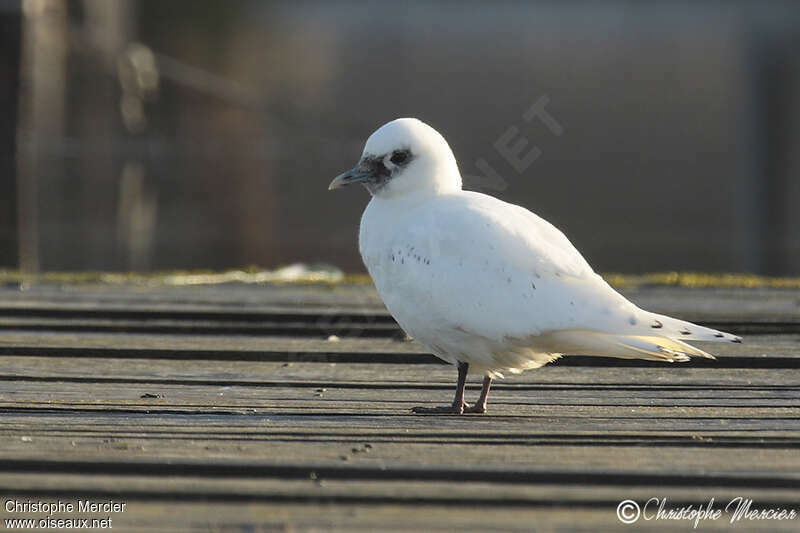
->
[328,165,372,190]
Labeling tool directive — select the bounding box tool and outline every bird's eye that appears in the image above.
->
[390,150,409,165]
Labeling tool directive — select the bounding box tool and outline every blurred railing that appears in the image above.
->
[4,0,800,275]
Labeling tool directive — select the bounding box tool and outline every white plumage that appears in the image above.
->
[330,118,741,414]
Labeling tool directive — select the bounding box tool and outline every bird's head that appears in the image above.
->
[329,118,462,199]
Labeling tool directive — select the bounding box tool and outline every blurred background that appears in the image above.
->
[1,0,799,275]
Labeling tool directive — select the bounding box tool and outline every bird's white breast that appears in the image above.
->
[359,195,460,364]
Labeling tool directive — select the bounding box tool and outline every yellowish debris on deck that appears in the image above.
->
[0,267,798,289]
[602,272,800,289]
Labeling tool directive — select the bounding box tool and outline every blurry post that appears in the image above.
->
[16,0,68,275]
[0,0,21,268]
[80,0,138,270]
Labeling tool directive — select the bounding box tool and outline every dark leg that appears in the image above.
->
[464,375,492,414]
[412,361,469,414]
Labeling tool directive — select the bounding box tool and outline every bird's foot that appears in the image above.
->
[463,402,487,414]
[411,402,465,415]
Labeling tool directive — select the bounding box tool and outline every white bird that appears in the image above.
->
[329,118,741,414]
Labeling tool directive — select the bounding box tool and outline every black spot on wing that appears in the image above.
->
[651,320,663,329]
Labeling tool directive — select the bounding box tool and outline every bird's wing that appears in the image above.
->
[375,191,739,360]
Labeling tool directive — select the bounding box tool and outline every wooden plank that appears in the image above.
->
[2,399,798,426]
[1,472,797,506]
[2,411,799,441]
[0,332,420,355]
[1,428,799,475]
[2,356,799,387]
[1,409,799,436]
[2,381,798,409]
[1,284,799,323]
[0,316,401,337]
[0,332,797,367]
[0,284,386,312]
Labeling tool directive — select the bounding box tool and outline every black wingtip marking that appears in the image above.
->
[731,337,742,344]
[680,329,691,336]
[714,332,724,338]
[651,320,663,329]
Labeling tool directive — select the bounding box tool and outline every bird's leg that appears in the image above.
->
[463,375,492,414]
[412,361,469,414]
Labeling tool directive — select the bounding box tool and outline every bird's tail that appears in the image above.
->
[502,317,742,374]
[644,312,742,344]
[538,330,719,363]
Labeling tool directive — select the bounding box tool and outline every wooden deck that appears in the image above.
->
[0,282,798,531]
